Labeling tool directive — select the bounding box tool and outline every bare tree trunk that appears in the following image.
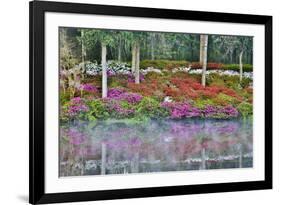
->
[81,30,86,79]
[151,33,155,60]
[101,142,106,175]
[201,35,208,87]
[201,148,206,170]
[199,35,204,65]
[130,152,139,173]
[135,42,140,84]
[101,43,107,98]
[118,36,122,62]
[131,42,136,73]
[239,50,244,82]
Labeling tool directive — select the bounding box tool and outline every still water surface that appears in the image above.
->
[59,118,253,176]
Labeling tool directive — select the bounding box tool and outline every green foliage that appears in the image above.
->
[213,93,240,106]
[222,64,253,72]
[85,99,109,121]
[240,77,252,88]
[193,98,215,109]
[237,102,253,117]
[60,92,71,105]
[140,60,190,70]
[135,97,168,118]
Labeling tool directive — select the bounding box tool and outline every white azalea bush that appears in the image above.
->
[85,60,131,76]
[189,69,253,79]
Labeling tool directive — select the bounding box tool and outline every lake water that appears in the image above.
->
[59,118,253,176]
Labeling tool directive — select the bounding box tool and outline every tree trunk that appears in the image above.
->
[101,142,106,175]
[131,42,136,73]
[201,35,208,87]
[101,43,107,98]
[151,33,155,60]
[201,148,206,170]
[118,36,122,62]
[239,50,244,82]
[199,35,204,65]
[81,30,86,78]
[135,42,140,84]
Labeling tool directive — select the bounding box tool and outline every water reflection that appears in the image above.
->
[59,119,253,176]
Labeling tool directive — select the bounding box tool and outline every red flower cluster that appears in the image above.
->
[191,62,223,70]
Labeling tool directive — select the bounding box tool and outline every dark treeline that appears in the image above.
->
[59,27,253,66]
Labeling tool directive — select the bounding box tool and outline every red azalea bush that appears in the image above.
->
[191,62,223,70]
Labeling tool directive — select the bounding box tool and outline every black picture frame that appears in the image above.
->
[29,0,272,204]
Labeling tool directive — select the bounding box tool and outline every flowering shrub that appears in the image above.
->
[161,102,201,119]
[105,99,135,118]
[85,61,131,76]
[203,105,239,119]
[191,62,223,70]
[107,88,143,104]
[108,88,126,98]
[80,83,97,92]
[127,82,155,96]
[62,97,88,120]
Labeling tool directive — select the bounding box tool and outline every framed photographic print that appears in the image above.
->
[29,0,272,204]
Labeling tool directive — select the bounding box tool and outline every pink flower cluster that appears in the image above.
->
[80,84,98,92]
[108,88,143,104]
[161,102,201,119]
[203,105,238,118]
[67,97,88,117]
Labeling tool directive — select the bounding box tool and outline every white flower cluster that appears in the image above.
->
[85,61,131,76]
[141,67,162,75]
[189,69,253,79]
[171,66,191,73]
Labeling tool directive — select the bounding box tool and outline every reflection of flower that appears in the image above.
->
[60,118,252,176]
[67,128,87,145]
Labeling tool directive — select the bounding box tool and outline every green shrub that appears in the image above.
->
[140,60,190,70]
[135,97,168,118]
[193,98,215,109]
[237,101,253,117]
[222,64,253,72]
[85,99,109,121]
[213,93,240,106]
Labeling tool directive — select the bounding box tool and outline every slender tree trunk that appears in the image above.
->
[101,43,107,98]
[201,148,206,170]
[239,147,243,168]
[230,51,233,64]
[201,35,208,87]
[239,50,244,82]
[118,36,122,62]
[190,42,194,61]
[151,33,155,60]
[130,152,139,173]
[101,142,106,175]
[199,35,204,65]
[135,42,140,84]
[81,30,86,79]
[131,42,136,73]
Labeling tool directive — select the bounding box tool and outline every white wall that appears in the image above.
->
[0,0,279,204]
